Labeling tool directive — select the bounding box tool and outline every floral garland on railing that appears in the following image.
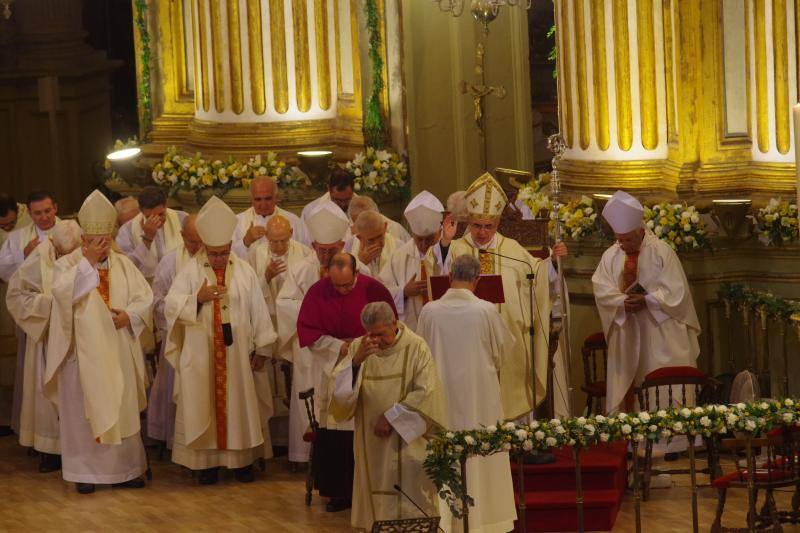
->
[754,198,799,246]
[151,147,308,196]
[345,147,408,194]
[134,0,152,138]
[425,399,800,518]
[718,282,800,322]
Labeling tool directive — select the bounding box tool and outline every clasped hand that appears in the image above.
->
[624,294,646,313]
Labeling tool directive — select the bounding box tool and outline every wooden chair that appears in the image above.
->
[580,332,607,416]
[711,428,800,532]
[299,387,318,506]
[635,366,720,502]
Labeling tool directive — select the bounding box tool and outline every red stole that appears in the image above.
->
[97,268,110,307]
[622,251,639,291]
[212,267,228,450]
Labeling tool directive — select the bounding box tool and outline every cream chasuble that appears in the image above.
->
[165,252,277,469]
[349,232,398,277]
[330,324,444,531]
[448,233,552,419]
[592,230,700,414]
[418,288,518,533]
[5,239,59,453]
[233,206,311,255]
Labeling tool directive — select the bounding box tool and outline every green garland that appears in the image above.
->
[363,0,386,149]
[425,399,800,518]
[718,282,800,321]
[134,0,153,139]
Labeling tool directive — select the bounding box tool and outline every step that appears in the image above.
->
[513,489,623,532]
[509,443,628,492]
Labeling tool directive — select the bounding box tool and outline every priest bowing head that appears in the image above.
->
[602,190,646,255]
[181,214,203,256]
[328,252,358,295]
[306,200,350,268]
[266,214,293,257]
[359,301,398,350]
[78,190,116,261]
[352,211,387,267]
[197,196,237,269]
[405,190,445,255]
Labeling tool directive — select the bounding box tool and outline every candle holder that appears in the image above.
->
[297,150,334,189]
[106,146,148,186]
[710,199,752,240]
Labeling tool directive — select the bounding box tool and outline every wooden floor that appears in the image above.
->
[0,436,797,532]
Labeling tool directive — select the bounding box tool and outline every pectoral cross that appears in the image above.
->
[460,42,506,170]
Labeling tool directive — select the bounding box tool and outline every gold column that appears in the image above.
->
[557,0,573,148]
[612,0,632,151]
[772,0,789,154]
[590,0,609,151]
[754,0,769,153]
[574,0,590,150]
[662,0,675,142]
[196,0,210,112]
[637,0,658,150]
[209,0,225,113]
[314,0,332,111]
[292,0,312,112]
[227,0,244,114]
[246,0,266,115]
[269,0,290,114]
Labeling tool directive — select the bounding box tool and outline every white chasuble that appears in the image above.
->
[116,208,186,280]
[418,288,518,533]
[5,239,59,453]
[165,252,277,469]
[349,232,398,277]
[449,233,552,419]
[592,230,700,414]
[330,324,444,531]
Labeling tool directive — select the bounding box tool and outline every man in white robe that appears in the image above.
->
[0,191,59,438]
[331,302,444,531]
[46,190,152,494]
[350,210,398,277]
[164,196,277,485]
[418,255,517,533]
[300,168,359,225]
[5,220,82,471]
[116,185,187,280]
[592,191,701,415]
[0,194,31,436]
[232,175,310,257]
[448,173,567,419]
[379,191,457,332]
[147,214,203,448]
[275,201,369,468]
[347,195,410,247]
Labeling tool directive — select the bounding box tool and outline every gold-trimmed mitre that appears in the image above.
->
[78,190,117,235]
[464,172,508,219]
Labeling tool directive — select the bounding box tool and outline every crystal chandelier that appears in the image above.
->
[432,0,533,18]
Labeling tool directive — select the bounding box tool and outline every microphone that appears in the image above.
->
[477,248,535,280]
[392,484,446,533]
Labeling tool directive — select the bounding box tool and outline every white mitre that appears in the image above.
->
[602,190,644,234]
[404,190,444,236]
[78,190,117,235]
[197,196,237,246]
[464,172,508,219]
[307,200,350,244]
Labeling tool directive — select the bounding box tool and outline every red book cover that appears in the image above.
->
[428,275,505,304]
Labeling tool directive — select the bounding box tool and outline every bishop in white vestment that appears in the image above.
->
[379,191,456,331]
[46,190,152,494]
[5,221,82,471]
[232,175,310,257]
[418,255,517,533]
[592,191,700,415]
[275,201,369,465]
[116,186,187,280]
[331,302,444,531]
[165,197,277,484]
[147,214,203,448]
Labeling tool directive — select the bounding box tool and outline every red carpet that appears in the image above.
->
[510,442,628,532]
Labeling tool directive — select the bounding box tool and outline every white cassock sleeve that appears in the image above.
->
[0,233,24,282]
[311,335,345,361]
[151,254,175,341]
[644,294,670,324]
[116,223,157,278]
[333,361,358,404]
[73,258,100,302]
[384,403,427,444]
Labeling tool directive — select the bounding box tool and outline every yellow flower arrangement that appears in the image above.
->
[755,198,798,246]
[643,202,710,252]
[346,147,408,194]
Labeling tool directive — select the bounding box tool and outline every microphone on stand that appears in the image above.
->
[392,484,446,533]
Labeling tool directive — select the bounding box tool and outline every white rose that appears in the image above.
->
[655,226,664,236]
[486,425,497,433]
[534,430,545,441]
[621,424,632,435]
[631,418,640,425]
[550,419,562,426]
[737,403,746,410]
[716,405,728,414]
[464,436,475,445]
[576,417,586,426]
[782,413,794,423]
[745,420,756,431]
[661,429,672,439]
[700,416,711,427]
[683,224,692,232]
[634,434,645,442]
[680,408,692,418]
[445,432,455,439]
[639,412,651,423]
[657,410,667,418]
[529,421,539,430]
[584,424,596,435]
[481,442,491,451]
[617,413,627,421]
[691,214,700,223]
[726,414,739,425]
[694,407,705,415]
[672,422,684,432]
[545,437,558,447]
[648,425,658,432]
[595,415,606,423]
[760,402,769,410]
[785,399,795,407]
[554,426,565,435]
[515,429,529,441]
[503,422,516,431]
[523,440,534,451]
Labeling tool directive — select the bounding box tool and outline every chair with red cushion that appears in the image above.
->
[580,332,608,415]
[711,429,800,532]
[635,366,720,502]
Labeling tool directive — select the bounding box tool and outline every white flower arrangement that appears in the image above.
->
[643,202,710,252]
[755,198,799,246]
[346,147,408,194]
[151,147,307,195]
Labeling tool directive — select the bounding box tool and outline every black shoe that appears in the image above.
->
[0,426,12,437]
[198,467,219,485]
[76,483,95,494]
[113,477,145,489]
[234,465,254,483]
[664,452,680,462]
[38,453,61,473]
[325,497,351,512]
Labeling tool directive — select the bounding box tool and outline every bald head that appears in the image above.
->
[266,214,293,256]
[181,214,203,255]
[250,176,278,216]
[328,252,357,295]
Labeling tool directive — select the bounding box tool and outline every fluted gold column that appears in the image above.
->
[554,0,800,199]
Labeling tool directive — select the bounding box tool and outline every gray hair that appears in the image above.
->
[446,191,469,222]
[50,220,83,253]
[114,196,138,215]
[450,254,481,282]
[360,301,396,329]
[348,195,378,221]
[353,210,385,236]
